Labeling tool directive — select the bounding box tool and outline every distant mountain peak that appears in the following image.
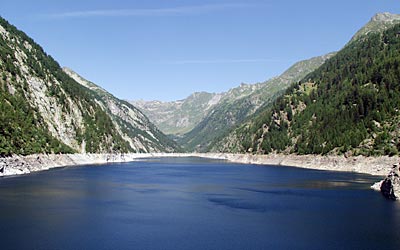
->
[350,12,400,43]
[371,12,400,22]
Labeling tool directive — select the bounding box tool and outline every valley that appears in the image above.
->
[1,11,400,200]
[134,13,400,157]
[2,2,400,249]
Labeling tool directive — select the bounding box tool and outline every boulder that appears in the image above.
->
[380,163,400,200]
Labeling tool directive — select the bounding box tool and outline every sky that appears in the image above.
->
[1,0,400,101]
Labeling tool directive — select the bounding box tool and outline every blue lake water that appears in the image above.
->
[0,157,399,250]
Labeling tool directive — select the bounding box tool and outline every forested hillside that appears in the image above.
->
[0,16,178,155]
[213,22,400,156]
[173,54,333,152]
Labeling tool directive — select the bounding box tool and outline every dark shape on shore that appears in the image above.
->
[381,163,400,200]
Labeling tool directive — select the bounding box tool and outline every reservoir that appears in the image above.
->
[0,157,399,250]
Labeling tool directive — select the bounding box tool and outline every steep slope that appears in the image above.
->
[0,16,177,155]
[63,68,179,153]
[132,92,224,135]
[213,14,400,156]
[179,53,334,152]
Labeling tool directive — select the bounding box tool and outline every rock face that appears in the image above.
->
[380,164,400,200]
[132,92,224,136]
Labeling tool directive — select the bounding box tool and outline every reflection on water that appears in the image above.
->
[0,157,399,250]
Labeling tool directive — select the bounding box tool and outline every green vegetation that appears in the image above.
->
[0,79,74,156]
[135,54,332,152]
[179,91,272,152]
[220,24,400,156]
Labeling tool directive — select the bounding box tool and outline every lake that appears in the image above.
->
[0,157,399,250]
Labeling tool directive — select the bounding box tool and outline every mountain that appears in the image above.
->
[63,68,179,153]
[135,53,333,152]
[212,13,400,156]
[179,53,334,152]
[0,16,178,155]
[132,92,224,135]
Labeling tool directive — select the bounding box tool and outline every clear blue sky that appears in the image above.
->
[1,0,400,101]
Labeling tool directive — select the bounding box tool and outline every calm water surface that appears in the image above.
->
[0,157,399,250]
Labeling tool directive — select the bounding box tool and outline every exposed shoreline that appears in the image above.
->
[1,153,398,178]
[203,153,399,177]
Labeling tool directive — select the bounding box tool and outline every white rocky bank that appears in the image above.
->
[0,153,158,177]
[1,153,399,199]
[1,153,398,177]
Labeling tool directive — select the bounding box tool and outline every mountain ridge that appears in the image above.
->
[132,91,224,135]
[134,52,334,152]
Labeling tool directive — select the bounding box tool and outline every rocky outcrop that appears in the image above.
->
[379,163,400,200]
